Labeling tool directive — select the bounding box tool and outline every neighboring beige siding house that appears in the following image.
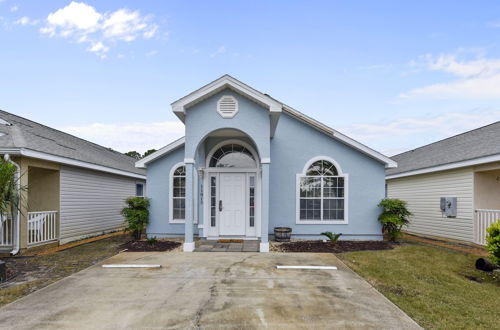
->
[386,122,500,246]
[0,110,146,254]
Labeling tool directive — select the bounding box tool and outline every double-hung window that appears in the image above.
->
[170,164,186,223]
[297,159,347,224]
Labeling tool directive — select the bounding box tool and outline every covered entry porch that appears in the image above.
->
[183,129,270,252]
[473,164,500,245]
[0,156,60,253]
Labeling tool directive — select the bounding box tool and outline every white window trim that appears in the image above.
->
[296,156,349,225]
[302,155,344,175]
[205,139,260,168]
[169,162,198,224]
[169,162,187,224]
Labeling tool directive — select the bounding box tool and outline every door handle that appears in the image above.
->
[219,200,223,212]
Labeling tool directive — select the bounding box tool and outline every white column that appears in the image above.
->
[260,162,270,252]
[183,162,195,252]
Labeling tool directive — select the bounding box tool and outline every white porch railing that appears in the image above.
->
[0,213,14,247]
[474,209,500,246]
[28,211,58,246]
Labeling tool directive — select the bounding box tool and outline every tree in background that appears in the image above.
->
[143,149,157,158]
[124,149,157,160]
[125,151,142,160]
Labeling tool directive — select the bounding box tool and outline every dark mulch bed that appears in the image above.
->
[120,240,181,252]
[279,240,397,253]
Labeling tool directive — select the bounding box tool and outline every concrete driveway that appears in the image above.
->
[0,252,420,329]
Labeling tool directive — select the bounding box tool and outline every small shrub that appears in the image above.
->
[121,197,150,240]
[321,231,342,243]
[486,219,500,265]
[147,236,158,246]
[378,198,412,241]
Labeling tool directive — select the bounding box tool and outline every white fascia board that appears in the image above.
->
[135,137,185,168]
[171,75,282,121]
[282,106,397,168]
[12,148,146,179]
[0,148,22,155]
[333,131,397,168]
[386,153,500,179]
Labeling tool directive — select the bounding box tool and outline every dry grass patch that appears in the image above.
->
[0,234,130,307]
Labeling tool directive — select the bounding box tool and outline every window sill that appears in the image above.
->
[169,219,199,224]
[296,220,348,225]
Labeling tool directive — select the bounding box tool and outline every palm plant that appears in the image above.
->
[321,231,342,243]
[0,158,23,220]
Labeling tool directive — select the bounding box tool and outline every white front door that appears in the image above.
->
[219,173,246,236]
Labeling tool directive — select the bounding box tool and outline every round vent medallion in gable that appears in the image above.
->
[217,95,239,118]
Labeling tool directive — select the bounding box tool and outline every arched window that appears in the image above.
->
[209,143,256,168]
[297,158,347,223]
[170,164,186,222]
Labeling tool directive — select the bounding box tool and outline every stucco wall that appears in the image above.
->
[145,146,201,238]
[184,89,270,159]
[146,93,387,239]
[269,113,386,239]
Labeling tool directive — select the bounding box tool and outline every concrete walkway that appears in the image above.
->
[0,252,421,329]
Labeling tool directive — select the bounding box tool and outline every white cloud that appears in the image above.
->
[10,5,18,12]
[339,109,500,155]
[401,53,500,99]
[13,16,39,26]
[58,121,184,153]
[14,16,29,25]
[40,1,159,57]
[87,41,109,58]
[210,45,226,58]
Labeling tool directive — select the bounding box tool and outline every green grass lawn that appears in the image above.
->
[338,242,500,330]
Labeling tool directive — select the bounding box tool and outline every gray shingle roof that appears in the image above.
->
[386,121,500,176]
[0,110,144,176]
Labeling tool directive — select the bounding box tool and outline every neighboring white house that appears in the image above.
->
[386,122,500,246]
[0,110,146,254]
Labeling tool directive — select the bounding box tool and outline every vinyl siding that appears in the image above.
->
[387,168,474,242]
[60,166,140,243]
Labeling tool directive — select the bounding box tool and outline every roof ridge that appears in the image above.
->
[391,120,500,158]
[0,109,128,157]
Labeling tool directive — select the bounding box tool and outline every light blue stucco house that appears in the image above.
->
[136,75,397,252]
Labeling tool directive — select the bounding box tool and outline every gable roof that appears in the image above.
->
[0,110,145,179]
[171,75,282,137]
[137,75,396,169]
[386,121,500,179]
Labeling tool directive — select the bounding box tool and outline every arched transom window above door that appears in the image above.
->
[297,157,348,224]
[209,143,257,168]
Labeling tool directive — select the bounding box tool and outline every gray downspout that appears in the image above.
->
[4,154,21,255]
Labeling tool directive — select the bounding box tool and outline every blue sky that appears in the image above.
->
[1,1,500,154]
